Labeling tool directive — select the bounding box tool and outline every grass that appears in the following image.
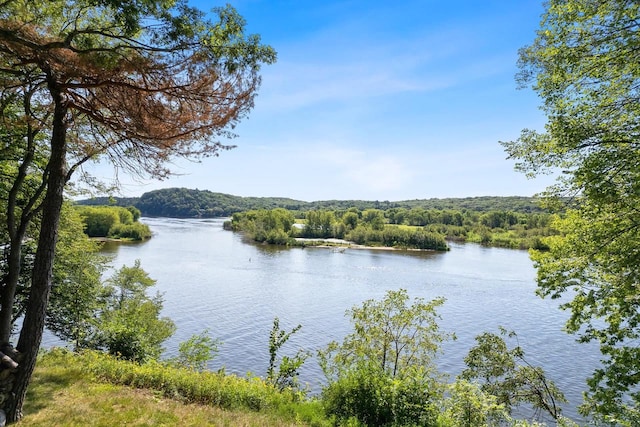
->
[19,350,329,426]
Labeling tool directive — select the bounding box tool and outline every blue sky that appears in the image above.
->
[86,0,555,202]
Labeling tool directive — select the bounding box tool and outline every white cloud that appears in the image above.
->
[305,145,414,197]
[345,155,413,193]
[255,20,501,113]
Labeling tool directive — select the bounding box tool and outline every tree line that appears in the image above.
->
[78,187,547,218]
[227,206,555,250]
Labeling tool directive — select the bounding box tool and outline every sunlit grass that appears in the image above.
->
[19,350,327,426]
[385,224,417,230]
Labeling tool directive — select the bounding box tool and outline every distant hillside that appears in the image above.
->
[77,188,307,217]
[76,187,546,218]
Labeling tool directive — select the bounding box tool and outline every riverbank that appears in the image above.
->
[293,237,436,251]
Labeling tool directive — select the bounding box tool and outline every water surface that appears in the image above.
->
[99,217,600,420]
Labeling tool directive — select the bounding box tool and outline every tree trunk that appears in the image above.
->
[3,89,67,423]
[0,238,22,344]
[0,92,39,344]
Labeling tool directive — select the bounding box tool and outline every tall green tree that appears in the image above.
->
[502,0,640,422]
[0,79,49,345]
[320,289,447,379]
[97,261,175,363]
[0,0,275,421]
[319,289,449,425]
[45,204,108,350]
[104,260,156,310]
[303,210,336,238]
[361,208,386,230]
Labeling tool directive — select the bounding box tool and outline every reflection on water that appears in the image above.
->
[67,217,599,421]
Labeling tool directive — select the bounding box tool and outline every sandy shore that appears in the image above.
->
[293,238,431,252]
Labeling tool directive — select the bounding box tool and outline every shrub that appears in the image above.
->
[81,207,120,237]
[267,318,309,393]
[265,228,291,245]
[109,222,152,240]
[117,208,134,225]
[438,380,510,427]
[322,363,440,426]
[98,299,176,363]
[322,363,394,425]
[77,205,149,239]
[55,349,312,416]
[126,205,141,221]
[319,290,449,426]
[172,329,220,371]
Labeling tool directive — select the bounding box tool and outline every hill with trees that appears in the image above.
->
[77,187,547,218]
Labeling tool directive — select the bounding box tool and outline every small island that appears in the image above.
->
[225,208,449,251]
[225,206,556,252]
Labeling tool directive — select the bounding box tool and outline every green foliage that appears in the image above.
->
[501,0,640,422]
[96,261,175,362]
[231,205,553,250]
[341,210,360,231]
[129,188,308,217]
[383,226,449,250]
[78,206,120,237]
[126,205,141,221]
[302,210,337,238]
[47,204,109,349]
[172,329,220,372]
[321,289,449,379]
[98,298,176,363]
[116,208,134,225]
[83,190,555,248]
[104,260,156,307]
[80,189,546,218]
[319,289,450,426]
[480,211,520,229]
[438,380,511,427]
[76,205,150,240]
[1,201,111,349]
[461,329,566,421]
[108,222,152,240]
[338,215,451,250]
[267,317,309,393]
[322,363,441,426]
[532,210,640,422]
[231,209,296,244]
[38,348,328,425]
[344,225,382,246]
[360,209,385,231]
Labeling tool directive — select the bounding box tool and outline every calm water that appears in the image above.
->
[97,217,599,421]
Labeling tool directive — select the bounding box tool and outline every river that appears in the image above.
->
[96,217,599,421]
